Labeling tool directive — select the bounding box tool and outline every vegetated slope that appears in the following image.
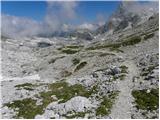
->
[1,5,159,120]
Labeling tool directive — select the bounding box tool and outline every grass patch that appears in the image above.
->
[72,58,80,65]
[119,74,126,80]
[86,36,141,50]
[98,52,115,57]
[58,45,83,54]
[4,98,43,119]
[61,49,79,54]
[132,89,159,111]
[66,45,84,49]
[15,83,36,91]
[41,81,92,104]
[140,65,156,76]
[144,33,154,40]
[60,70,72,77]
[74,61,87,72]
[6,81,93,118]
[121,36,141,46]
[96,91,119,116]
[120,65,128,73]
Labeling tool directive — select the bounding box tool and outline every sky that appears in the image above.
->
[1,1,158,38]
[1,1,120,24]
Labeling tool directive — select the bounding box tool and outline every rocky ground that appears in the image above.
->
[1,10,159,119]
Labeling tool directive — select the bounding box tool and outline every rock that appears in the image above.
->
[111,67,121,75]
[41,96,94,118]
[37,42,52,48]
[146,89,151,93]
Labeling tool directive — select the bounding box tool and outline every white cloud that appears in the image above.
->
[1,1,78,38]
[1,14,42,38]
[44,1,78,33]
[96,13,107,26]
[77,23,98,31]
[121,1,158,15]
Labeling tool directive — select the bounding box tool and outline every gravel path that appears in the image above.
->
[110,60,139,119]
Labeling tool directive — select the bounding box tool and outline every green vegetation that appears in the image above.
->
[60,70,72,77]
[48,56,65,64]
[40,81,91,104]
[58,45,83,54]
[140,65,156,76]
[132,89,159,111]
[61,49,80,54]
[98,52,115,57]
[120,65,128,73]
[15,83,36,91]
[5,98,43,119]
[96,91,119,116]
[86,36,141,50]
[121,36,141,46]
[119,74,126,80]
[72,58,80,65]
[144,33,154,40]
[6,81,93,119]
[74,61,87,72]
[66,45,84,49]
[109,48,124,53]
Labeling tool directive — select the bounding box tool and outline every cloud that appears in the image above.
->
[77,23,98,31]
[95,13,107,26]
[1,14,42,38]
[44,1,78,33]
[121,1,158,15]
[1,1,79,38]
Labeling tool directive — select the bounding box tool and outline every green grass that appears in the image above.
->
[86,36,141,51]
[40,81,92,104]
[74,61,87,72]
[109,48,124,53]
[121,36,141,46]
[140,65,156,76]
[61,49,80,54]
[144,33,154,40]
[132,89,159,111]
[4,98,43,119]
[66,45,84,49]
[15,83,36,91]
[96,91,119,116]
[120,65,128,73]
[119,74,126,80]
[58,45,83,54]
[60,70,72,77]
[72,58,80,65]
[98,52,115,57]
[6,81,93,119]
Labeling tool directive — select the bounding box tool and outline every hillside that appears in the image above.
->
[1,2,159,119]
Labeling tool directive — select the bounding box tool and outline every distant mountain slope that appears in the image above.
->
[96,1,158,34]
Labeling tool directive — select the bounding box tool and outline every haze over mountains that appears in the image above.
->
[1,1,159,119]
[1,1,158,38]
